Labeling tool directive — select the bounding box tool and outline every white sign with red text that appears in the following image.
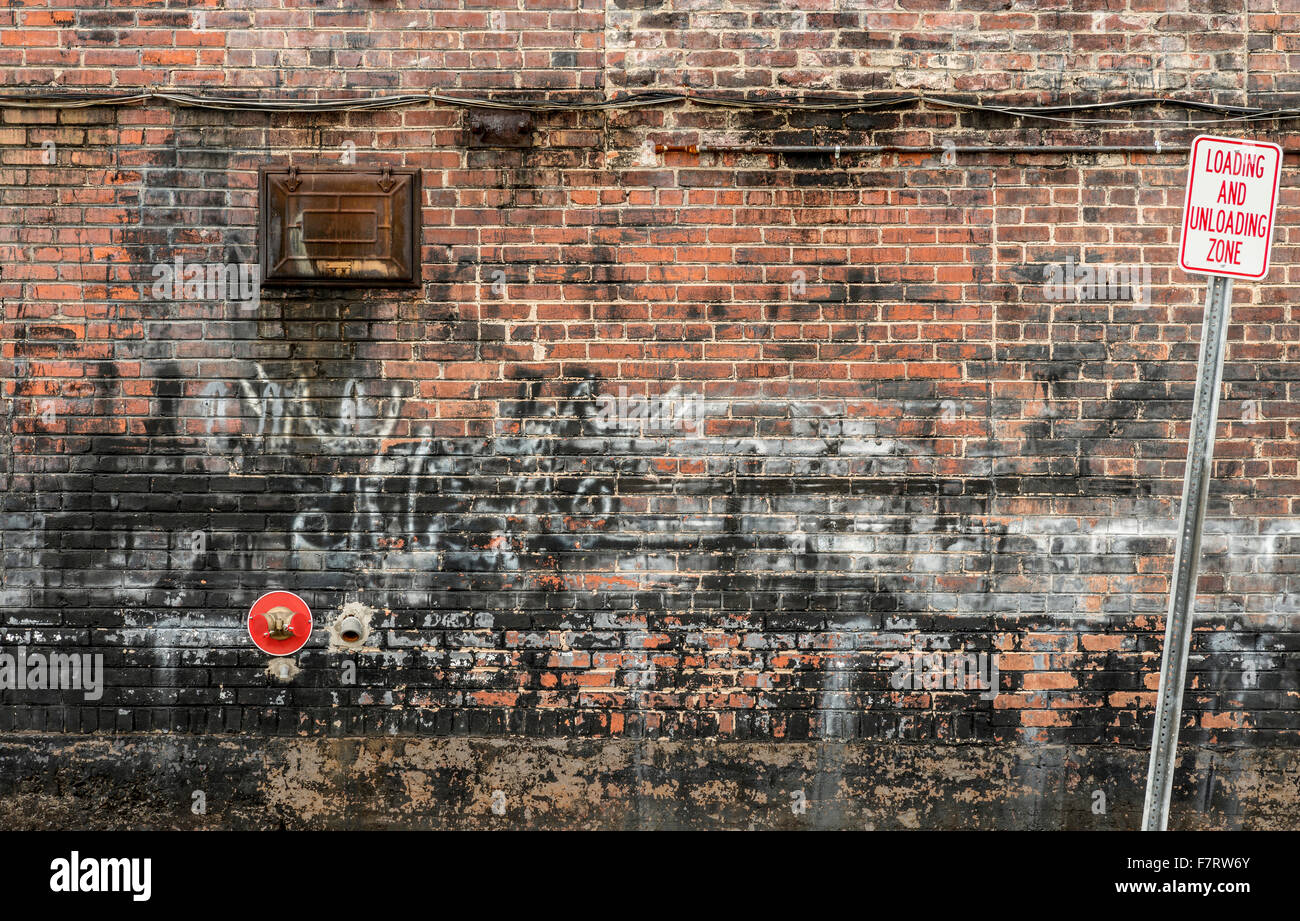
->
[1178,135,1282,279]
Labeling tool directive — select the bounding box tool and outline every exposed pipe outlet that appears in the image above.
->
[265,657,300,682]
[338,616,364,644]
[328,602,375,650]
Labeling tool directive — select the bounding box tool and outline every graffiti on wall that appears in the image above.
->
[5,357,1299,744]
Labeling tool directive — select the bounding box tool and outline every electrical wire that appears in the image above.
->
[0,87,1294,128]
[0,88,685,112]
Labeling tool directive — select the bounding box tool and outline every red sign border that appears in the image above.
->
[1178,134,1283,280]
[247,590,313,656]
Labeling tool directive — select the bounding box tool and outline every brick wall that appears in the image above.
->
[1,0,1298,828]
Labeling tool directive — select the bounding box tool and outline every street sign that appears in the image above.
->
[1144,135,1284,831]
[1178,134,1282,279]
[247,591,312,656]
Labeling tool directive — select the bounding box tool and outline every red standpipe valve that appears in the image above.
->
[261,606,297,641]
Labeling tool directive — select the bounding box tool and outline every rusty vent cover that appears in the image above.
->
[260,166,420,286]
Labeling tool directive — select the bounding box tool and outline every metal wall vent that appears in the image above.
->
[259,166,421,286]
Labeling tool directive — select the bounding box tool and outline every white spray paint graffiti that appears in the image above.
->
[237,366,402,454]
[19,363,1298,741]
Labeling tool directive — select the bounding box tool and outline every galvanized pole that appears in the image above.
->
[1141,273,1234,831]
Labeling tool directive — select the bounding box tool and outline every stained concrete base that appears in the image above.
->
[0,734,1293,829]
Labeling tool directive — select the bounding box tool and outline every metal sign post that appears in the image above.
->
[1140,273,1232,831]
[1142,135,1281,830]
